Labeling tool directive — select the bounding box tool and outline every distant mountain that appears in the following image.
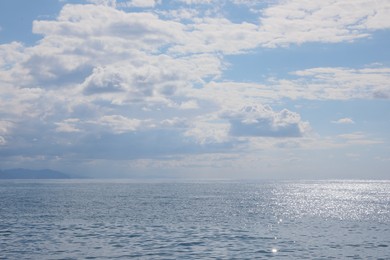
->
[0,168,71,179]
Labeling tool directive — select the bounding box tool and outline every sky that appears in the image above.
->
[0,0,390,179]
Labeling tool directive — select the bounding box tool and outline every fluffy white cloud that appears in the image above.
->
[26,0,390,60]
[0,4,224,122]
[0,4,227,163]
[0,42,25,68]
[222,105,309,137]
[79,53,221,103]
[0,85,45,118]
[32,4,185,53]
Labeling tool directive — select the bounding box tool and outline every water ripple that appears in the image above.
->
[0,180,389,259]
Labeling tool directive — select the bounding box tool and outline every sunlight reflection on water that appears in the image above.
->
[0,179,389,259]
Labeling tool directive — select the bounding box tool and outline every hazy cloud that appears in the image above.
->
[332,118,355,124]
[269,67,390,100]
[123,0,160,8]
[95,115,141,133]
[0,136,5,146]
[55,119,82,133]
[86,0,116,6]
[338,132,383,145]
[176,0,213,4]
[0,120,14,135]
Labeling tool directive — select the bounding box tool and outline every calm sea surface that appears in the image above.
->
[0,180,389,259]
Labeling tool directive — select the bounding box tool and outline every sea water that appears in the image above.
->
[0,180,389,259]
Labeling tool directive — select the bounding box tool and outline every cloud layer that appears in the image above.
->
[0,0,389,177]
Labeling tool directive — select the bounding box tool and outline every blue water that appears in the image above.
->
[0,180,389,259]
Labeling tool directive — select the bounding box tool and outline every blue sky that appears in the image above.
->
[0,0,389,179]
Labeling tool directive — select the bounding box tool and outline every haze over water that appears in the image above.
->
[1,179,389,259]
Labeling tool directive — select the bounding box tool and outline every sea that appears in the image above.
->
[0,179,389,259]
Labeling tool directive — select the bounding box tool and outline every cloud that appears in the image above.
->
[0,136,5,146]
[170,17,262,54]
[32,4,185,52]
[81,66,130,95]
[268,67,390,100]
[0,121,13,146]
[95,115,141,133]
[179,100,199,109]
[78,54,220,103]
[258,0,390,47]
[86,0,116,6]
[55,119,82,133]
[222,105,309,137]
[188,81,273,113]
[191,65,390,108]
[332,118,355,124]
[184,116,231,144]
[176,0,213,4]
[28,1,390,60]
[0,42,25,69]
[124,0,160,8]
[160,117,189,128]
[337,132,383,145]
[0,1,389,177]
[163,0,390,51]
[0,120,14,135]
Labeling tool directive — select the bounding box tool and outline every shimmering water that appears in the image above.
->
[0,180,389,259]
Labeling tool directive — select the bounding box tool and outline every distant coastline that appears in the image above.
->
[0,168,71,179]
